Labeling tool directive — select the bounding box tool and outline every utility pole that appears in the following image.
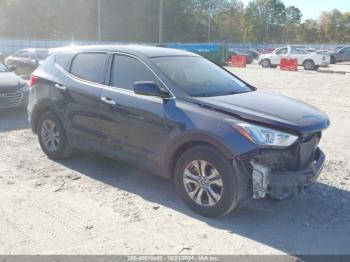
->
[265,14,269,48]
[159,0,164,45]
[97,0,101,41]
[208,4,212,43]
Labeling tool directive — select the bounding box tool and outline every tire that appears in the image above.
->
[270,65,278,68]
[261,59,271,68]
[37,111,72,159]
[174,145,250,217]
[330,56,336,64]
[303,60,315,70]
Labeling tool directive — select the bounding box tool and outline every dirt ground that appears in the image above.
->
[0,65,349,255]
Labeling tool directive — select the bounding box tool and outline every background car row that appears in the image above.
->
[0,45,349,111]
[0,48,49,110]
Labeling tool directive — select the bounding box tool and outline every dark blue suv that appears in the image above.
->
[28,45,329,217]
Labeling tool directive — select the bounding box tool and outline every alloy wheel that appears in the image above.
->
[183,160,224,207]
[304,61,314,70]
[40,119,60,152]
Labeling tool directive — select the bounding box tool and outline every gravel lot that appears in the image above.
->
[0,65,349,255]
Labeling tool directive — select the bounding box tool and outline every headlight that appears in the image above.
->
[20,84,29,92]
[232,121,298,147]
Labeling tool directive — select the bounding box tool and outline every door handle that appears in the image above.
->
[55,84,67,91]
[101,97,116,105]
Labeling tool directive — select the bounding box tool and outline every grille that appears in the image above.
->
[0,91,23,108]
[298,134,320,169]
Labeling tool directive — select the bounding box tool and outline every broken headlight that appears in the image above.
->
[233,122,298,147]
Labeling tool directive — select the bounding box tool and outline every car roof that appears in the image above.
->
[52,45,199,58]
[22,48,48,51]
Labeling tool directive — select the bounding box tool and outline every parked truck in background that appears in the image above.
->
[258,46,330,70]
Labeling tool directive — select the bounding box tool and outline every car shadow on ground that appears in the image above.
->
[0,108,29,132]
[58,152,350,255]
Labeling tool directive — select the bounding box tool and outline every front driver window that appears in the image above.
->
[110,55,157,91]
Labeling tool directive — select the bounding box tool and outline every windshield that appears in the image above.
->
[0,63,8,72]
[152,56,252,97]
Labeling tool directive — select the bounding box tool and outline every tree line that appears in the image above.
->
[0,0,349,44]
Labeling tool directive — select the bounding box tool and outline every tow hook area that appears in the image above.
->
[250,161,271,199]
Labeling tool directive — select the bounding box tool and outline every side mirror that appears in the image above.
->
[134,81,170,98]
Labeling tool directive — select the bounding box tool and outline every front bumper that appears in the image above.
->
[0,90,28,109]
[250,148,325,199]
[268,149,325,187]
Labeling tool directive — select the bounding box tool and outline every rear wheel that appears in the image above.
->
[303,60,316,70]
[174,145,250,217]
[330,56,336,64]
[38,111,72,159]
[261,59,271,68]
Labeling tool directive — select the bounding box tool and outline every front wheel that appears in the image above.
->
[38,111,72,159]
[261,59,271,68]
[174,145,250,217]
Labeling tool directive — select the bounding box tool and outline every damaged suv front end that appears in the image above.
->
[196,91,329,201]
[235,123,325,200]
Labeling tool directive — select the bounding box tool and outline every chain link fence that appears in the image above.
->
[0,38,345,56]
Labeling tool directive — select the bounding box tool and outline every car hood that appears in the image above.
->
[0,72,26,92]
[193,91,330,133]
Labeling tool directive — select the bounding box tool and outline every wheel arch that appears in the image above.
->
[163,132,238,181]
[303,58,315,65]
[303,59,316,70]
[30,100,63,134]
[262,58,271,63]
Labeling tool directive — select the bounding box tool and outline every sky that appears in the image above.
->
[241,0,350,20]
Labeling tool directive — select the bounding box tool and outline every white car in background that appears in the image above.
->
[258,46,330,70]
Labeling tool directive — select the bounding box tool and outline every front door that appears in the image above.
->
[273,47,288,65]
[99,54,173,171]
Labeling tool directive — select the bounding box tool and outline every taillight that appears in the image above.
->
[29,75,39,88]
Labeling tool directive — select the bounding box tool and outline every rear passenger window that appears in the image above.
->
[55,53,75,71]
[110,55,156,90]
[70,53,107,83]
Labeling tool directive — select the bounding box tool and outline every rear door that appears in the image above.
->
[98,54,172,171]
[53,52,109,148]
[341,47,350,61]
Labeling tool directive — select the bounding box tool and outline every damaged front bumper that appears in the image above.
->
[249,148,325,200]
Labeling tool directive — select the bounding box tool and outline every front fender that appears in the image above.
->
[161,129,257,178]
